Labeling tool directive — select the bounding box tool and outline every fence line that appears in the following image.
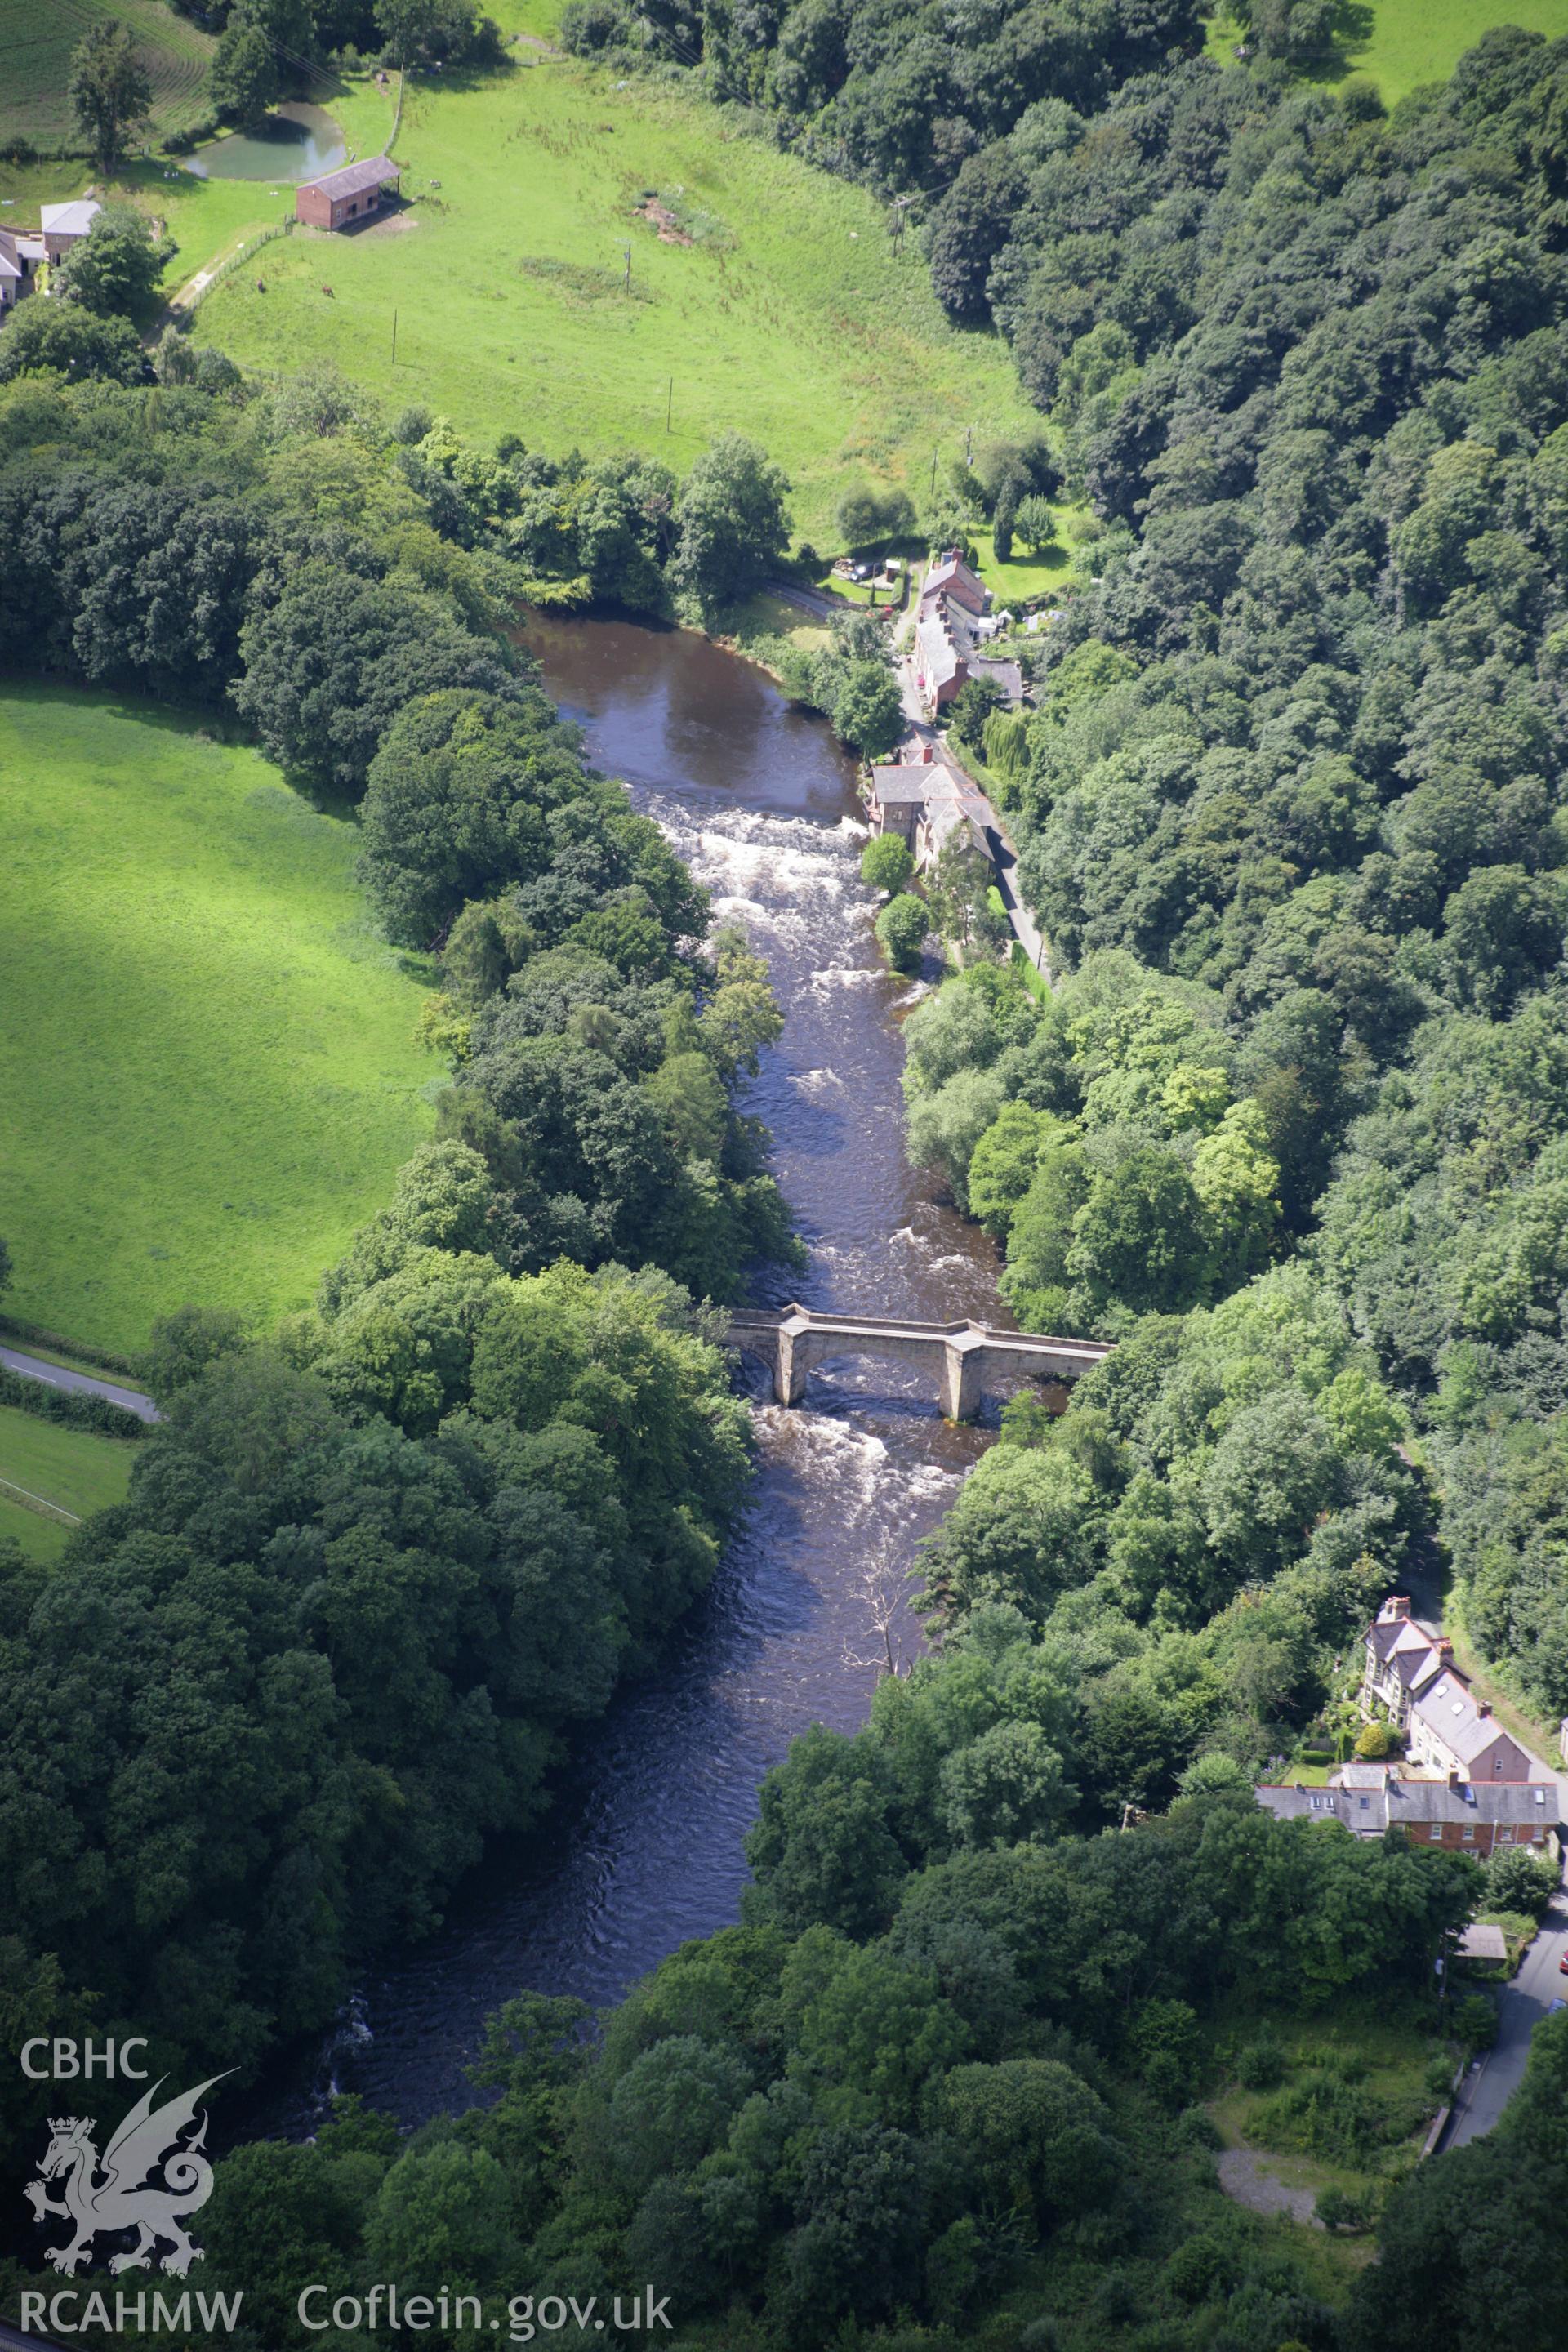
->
[0,1477,80,1526]
[390,67,406,149]
[179,216,294,316]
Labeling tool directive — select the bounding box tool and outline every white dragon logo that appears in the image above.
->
[24,2074,233,2277]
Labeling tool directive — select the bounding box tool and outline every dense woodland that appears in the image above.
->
[883,32,1568,1728]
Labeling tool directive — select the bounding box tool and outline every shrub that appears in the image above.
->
[875,893,928,971]
[1165,2234,1237,2302]
[862,834,914,896]
[1235,2034,1286,2090]
[1316,2186,1370,2233]
[1485,1844,1559,1919]
[1453,1992,1499,2053]
[1354,1719,1393,1759]
[0,1366,146,1442]
[1174,2105,1222,2149]
[559,2,634,53]
[1250,2071,1391,2164]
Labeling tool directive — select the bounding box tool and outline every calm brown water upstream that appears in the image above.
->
[262,614,1004,2130]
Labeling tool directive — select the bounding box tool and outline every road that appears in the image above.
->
[0,1346,158,1424]
[1445,1876,1568,2146]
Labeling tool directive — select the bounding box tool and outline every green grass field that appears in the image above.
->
[181,54,1037,539]
[0,686,441,1355]
[1207,0,1568,103]
[0,1404,136,1565]
[0,0,215,150]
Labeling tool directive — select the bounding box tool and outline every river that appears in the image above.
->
[265,614,1004,2131]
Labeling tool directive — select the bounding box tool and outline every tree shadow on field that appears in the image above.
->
[1308,0,1377,81]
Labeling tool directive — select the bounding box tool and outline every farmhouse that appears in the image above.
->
[38,199,101,262]
[296,156,401,232]
[1254,1762,1560,1858]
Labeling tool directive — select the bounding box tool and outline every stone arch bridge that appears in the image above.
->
[725,1306,1111,1423]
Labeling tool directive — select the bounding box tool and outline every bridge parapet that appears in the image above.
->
[724,1304,1110,1421]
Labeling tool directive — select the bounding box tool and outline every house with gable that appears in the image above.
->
[1361,1595,1450,1728]
[1407,1671,1535,1784]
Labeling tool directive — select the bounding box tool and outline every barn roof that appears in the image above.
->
[303,155,400,201]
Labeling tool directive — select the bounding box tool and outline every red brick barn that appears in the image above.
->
[296,157,401,232]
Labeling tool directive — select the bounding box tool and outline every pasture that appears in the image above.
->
[0,1404,136,1563]
[0,0,214,151]
[188,55,1039,539]
[1206,0,1568,104]
[0,686,440,1355]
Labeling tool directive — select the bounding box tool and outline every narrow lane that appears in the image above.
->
[0,1346,158,1423]
[1445,1875,1568,2147]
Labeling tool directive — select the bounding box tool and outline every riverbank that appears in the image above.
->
[253,607,1006,2132]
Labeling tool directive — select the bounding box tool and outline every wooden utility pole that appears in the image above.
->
[391,307,398,363]
[624,243,632,294]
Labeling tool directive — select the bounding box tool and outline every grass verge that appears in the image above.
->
[1444,1579,1565,1772]
[0,684,439,1355]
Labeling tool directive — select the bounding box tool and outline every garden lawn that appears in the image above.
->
[0,0,214,149]
[190,55,1038,540]
[0,685,440,1355]
[1205,0,1568,104]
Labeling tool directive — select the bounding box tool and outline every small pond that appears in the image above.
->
[181,101,345,183]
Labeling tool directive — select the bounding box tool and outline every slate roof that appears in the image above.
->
[869,765,959,805]
[973,657,1025,707]
[1254,1775,1558,1833]
[916,611,964,692]
[302,155,399,202]
[1458,1924,1508,1961]
[924,551,988,613]
[39,199,100,238]
[1410,1675,1528,1768]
